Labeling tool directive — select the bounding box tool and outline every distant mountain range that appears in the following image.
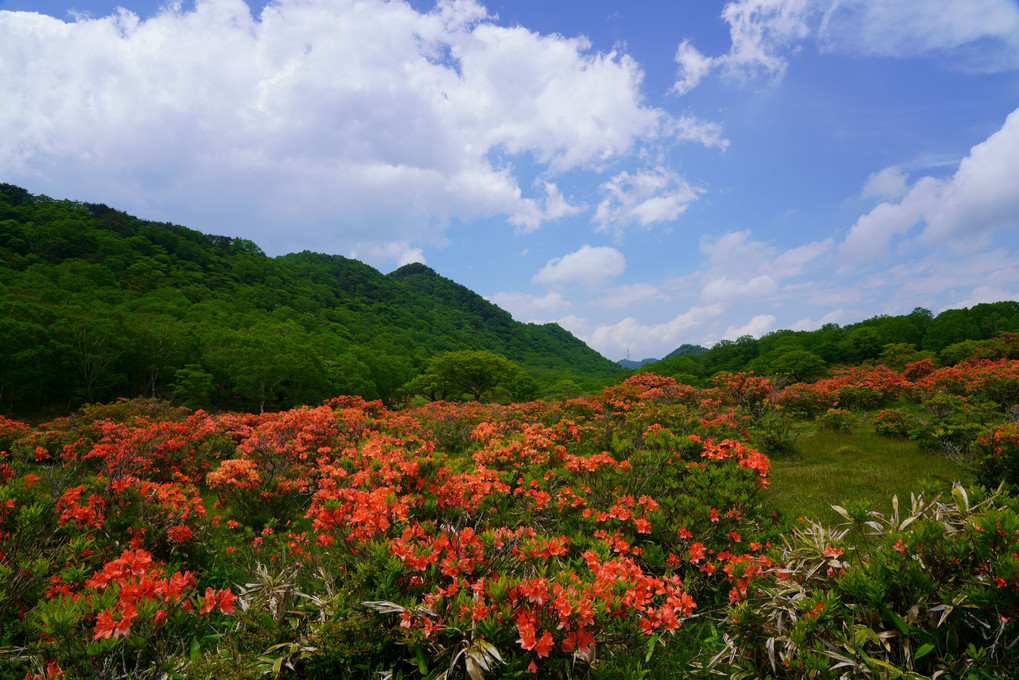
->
[617,358,659,370]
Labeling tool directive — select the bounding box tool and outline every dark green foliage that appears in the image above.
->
[0,186,622,415]
[405,350,522,403]
[642,302,1019,388]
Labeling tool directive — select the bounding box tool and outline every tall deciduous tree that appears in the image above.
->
[412,350,522,402]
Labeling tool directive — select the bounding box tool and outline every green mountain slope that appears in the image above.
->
[0,184,621,414]
[647,305,1019,385]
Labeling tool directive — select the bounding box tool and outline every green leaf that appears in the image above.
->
[952,483,969,516]
[645,633,660,663]
[415,644,429,676]
[915,642,935,660]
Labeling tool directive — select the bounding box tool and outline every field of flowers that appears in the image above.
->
[2,357,1019,679]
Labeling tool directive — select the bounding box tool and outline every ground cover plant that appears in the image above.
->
[2,352,1019,678]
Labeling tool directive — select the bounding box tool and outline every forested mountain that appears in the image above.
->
[647,302,1019,385]
[0,184,621,415]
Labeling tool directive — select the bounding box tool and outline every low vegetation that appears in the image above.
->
[3,344,1019,678]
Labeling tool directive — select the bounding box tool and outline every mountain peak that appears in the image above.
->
[388,262,437,278]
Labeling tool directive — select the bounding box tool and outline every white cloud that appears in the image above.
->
[702,275,779,303]
[593,167,702,234]
[577,304,726,359]
[719,0,812,80]
[841,107,1019,261]
[675,0,1019,94]
[673,40,715,95]
[942,286,1019,311]
[922,108,1019,242]
[722,313,777,340]
[488,291,570,320]
[839,178,939,261]
[698,230,830,303]
[350,240,426,266]
[861,166,908,200]
[820,0,1019,71]
[670,116,731,150]
[509,182,585,232]
[790,309,847,331]
[397,248,426,267]
[672,0,812,93]
[883,249,1019,299]
[532,245,626,286]
[596,283,666,309]
[0,0,715,263]
[774,238,833,275]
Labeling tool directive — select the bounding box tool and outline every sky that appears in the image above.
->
[2,0,1019,361]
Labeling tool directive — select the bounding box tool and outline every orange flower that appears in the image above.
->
[516,620,537,651]
[534,630,554,658]
[92,610,116,640]
[166,525,192,543]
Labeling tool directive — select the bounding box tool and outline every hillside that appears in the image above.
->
[648,304,1019,384]
[0,184,621,414]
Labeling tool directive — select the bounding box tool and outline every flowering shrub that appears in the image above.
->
[24,548,236,680]
[872,408,911,438]
[908,393,996,460]
[4,355,1018,678]
[0,381,782,678]
[973,421,1019,489]
[816,408,854,432]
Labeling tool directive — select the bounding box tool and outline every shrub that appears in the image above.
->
[703,485,1019,679]
[817,408,854,432]
[972,421,1019,490]
[908,393,997,460]
[872,408,911,438]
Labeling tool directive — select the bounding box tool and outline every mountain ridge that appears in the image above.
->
[0,183,621,414]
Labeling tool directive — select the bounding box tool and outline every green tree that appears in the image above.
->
[877,342,934,370]
[413,350,521,403]
[124,313,189,398]
[172,363,215,410]
[837,327,882,364]
[767,348,827,383]
[67,317,124,403]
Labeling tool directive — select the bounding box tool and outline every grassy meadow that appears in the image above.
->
[766,421,966,525]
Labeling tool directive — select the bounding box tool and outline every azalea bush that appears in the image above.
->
[817,408,855,433]
[973,422,1019,490]
[872,408,911,438]
[0,375,780,679]
[4,359,1019,679]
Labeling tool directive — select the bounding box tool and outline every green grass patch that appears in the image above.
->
[763,425,968,525]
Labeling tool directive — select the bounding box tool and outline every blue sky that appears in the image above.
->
[2,0,1019,360]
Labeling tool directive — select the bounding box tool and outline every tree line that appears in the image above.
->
[644,301,1019,384]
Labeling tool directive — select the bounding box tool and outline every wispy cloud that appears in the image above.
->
[674,0,1019,95]
[593,167,702,235]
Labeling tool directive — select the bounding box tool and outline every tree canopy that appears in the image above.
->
[0,184,621,415]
